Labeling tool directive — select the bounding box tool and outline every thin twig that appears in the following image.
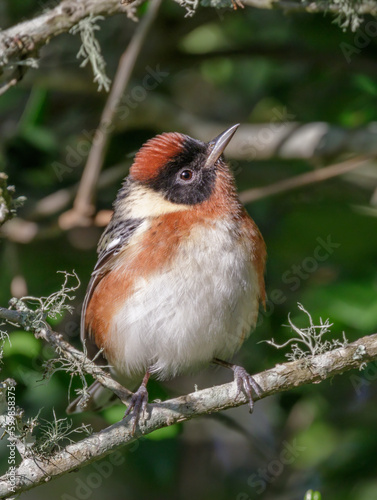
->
[0,78,18,96]
[0,56,30,96]
[239,156,373,204]
[31,163,127,220]
[59,0,162,229]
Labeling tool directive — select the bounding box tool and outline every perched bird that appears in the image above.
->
[67,124,266,430]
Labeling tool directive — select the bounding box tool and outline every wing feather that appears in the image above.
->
[80,217,144,360]
[240,209,267,309]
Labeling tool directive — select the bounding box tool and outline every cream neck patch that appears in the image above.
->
[123,184,191,219]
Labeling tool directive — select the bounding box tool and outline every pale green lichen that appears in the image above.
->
[8,271,80,333]
[5,270,90,402]
[1,272,91,463]
[35,409,91,456]
[331,0,364,31]
[43,341,106,411]
[264,303,349,362]
[181,0,200,15]
[0,327,10,366]
[0,173,26,227]
[69,14,111,92]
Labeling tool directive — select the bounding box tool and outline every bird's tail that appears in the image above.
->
[66,380,118,414]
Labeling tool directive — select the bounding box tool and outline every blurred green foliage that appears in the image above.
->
[304,491,322,500]
[1,1,377,499]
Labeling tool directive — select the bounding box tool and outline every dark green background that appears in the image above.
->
[1,1,377,499]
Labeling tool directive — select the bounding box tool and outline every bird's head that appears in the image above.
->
[122,125,239,218]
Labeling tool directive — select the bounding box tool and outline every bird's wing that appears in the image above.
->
[240,209,267,309]
[80,217,144,360]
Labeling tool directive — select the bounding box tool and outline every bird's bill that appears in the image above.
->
[205,123,240,168]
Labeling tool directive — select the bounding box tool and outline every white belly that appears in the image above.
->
[110,221,260,380]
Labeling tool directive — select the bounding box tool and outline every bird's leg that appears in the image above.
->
[124,371,150,433]
[213,358,262,413]
[231,0,244,9]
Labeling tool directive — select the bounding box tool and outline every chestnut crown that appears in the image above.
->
[129,125,239,206]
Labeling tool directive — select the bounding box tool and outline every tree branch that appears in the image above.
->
[0,304,376,498]
[0,77,18,96]
[109,95,377,160]
[0,0,141,73]
[239,156,373,204]
[0,306,132,404]
[242,0,377,15]
[189,121,377,160]
[2,0,376,84]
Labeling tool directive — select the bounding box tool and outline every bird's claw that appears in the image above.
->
[124,385,149,434]
[233,365,262,413]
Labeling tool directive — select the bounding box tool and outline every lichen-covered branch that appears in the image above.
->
[242,0,377,15]
[0,174,25,227]
[1,0,376,81]
[0,303,376,498]
[0,0,141,73]
[0,306,132,404]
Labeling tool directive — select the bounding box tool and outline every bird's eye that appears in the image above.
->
[180,170,193,181]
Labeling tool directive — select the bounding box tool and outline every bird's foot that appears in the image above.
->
[124,384,149,434]
[233,365,262,413]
